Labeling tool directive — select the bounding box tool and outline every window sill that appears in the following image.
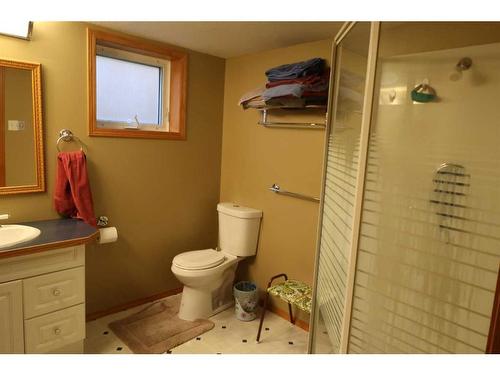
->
[89,127,186,140]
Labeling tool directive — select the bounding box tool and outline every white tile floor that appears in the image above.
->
[84,296,310,354]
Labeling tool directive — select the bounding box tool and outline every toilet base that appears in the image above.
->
[178,263,237,321]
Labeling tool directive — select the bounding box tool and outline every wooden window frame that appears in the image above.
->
[87,27,188,140]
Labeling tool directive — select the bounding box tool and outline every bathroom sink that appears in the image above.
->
[0,225,41,250]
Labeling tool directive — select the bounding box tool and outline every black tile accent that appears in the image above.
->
[288,341,294,345]
[222,325,226,329]
[265,327,270,331]
[116,347,123,351]
[103,331,109,335]
[196,337,201,341]
[242,339,247,343]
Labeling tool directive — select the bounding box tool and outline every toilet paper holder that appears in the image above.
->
[95,216,118,244]
[97,216,108,227]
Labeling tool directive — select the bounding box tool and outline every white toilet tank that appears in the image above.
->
[217,202,262,257]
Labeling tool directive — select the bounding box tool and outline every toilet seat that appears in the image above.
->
[173,249,225,270]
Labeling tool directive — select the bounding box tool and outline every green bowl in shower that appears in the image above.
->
[411,90,436,103]
[411,85,437,103]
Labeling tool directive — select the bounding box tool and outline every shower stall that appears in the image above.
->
[308,22,500,354]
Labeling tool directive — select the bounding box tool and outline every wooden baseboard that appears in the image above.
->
[86,287,310,332]
[86,287,183,322]
[269,305,310,332]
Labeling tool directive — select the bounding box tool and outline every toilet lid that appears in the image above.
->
[173,249,226,270]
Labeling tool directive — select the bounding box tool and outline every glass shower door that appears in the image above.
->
[309,22,371,354]
[347,22,500,353]
[311,21,500,354]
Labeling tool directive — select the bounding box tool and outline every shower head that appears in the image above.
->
[450,57,473,81]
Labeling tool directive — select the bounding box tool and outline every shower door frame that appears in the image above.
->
[308,21,381,354]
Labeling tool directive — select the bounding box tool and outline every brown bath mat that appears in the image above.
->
[108,294,214,354]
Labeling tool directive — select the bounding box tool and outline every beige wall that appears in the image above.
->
[4,67,36,186]
[0,22,225,314]
[220,39,333,317]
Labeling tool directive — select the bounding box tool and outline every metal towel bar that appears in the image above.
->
[258,109,327,129]
[269,183,320,203]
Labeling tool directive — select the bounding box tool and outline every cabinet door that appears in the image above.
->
[0,280,24,353]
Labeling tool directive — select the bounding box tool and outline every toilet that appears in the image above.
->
[171,202,262,321]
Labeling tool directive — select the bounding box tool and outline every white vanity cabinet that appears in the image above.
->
[0,245,86,354]
[0,280,24,353]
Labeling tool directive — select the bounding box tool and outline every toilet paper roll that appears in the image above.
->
[98,227,118,244]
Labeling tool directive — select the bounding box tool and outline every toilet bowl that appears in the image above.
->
[171,249,240,321]
[171,203,262,321]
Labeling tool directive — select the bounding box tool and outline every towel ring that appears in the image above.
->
[56,129,85,152]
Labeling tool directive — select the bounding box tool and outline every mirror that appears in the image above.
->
[0,58,44,195]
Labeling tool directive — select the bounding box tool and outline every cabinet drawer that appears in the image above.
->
[0,245,84,283]
[23,267,85,319]
[24,303,85,354]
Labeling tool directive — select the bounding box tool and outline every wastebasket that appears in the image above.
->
[233,281,258,321]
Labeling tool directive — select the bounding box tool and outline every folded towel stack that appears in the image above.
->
[265,57,325,81]
[239,57,329,109]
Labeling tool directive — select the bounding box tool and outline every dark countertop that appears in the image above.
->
[0,218,99,259]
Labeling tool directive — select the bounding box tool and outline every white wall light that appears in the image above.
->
[0,21,33,40]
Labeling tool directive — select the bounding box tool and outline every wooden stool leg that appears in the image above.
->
[256,291,270,342]
[288,303,294,324]
[257,273,290,342]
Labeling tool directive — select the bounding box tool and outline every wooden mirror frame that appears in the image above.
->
[0,59,44,195]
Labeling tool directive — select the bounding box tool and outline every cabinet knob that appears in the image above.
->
[54,328,62,335]
[52,288,61,296]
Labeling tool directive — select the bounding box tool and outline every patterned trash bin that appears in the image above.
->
[233,281,258,321]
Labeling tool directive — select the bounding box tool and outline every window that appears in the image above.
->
[88,28,187,140]
[96,50,167,128]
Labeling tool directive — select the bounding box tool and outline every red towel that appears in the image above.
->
[54,151,97,227]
